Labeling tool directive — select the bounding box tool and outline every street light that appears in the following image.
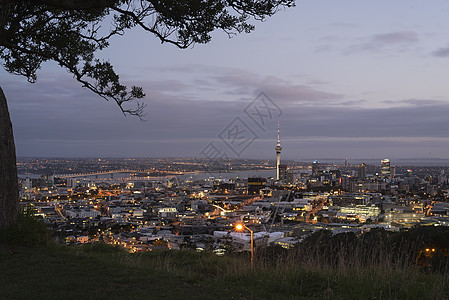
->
[235,223,254,269]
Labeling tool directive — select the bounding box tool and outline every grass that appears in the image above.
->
[1,244,447,299]
[1,216,449,299]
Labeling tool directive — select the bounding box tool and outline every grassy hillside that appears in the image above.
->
[1,243,448,299]
[1,216,449,299]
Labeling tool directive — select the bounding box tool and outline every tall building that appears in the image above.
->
[381,159,391,179]
[390,166,396,178]
[312,160,320,177]
[275,121,282,180]
[24,177,32,190]
[439,170,447,184]
[247,177,267,195]
[286,170,294,185]
[358,163,366,179]
[279,164,288,182]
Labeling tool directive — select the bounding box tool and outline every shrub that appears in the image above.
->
[0,211,50,247]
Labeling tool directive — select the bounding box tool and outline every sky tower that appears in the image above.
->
[275,121,282,180]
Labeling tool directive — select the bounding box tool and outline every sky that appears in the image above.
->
[2,0,449,161]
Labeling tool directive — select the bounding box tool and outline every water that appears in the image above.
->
[177,169,275,181]
[18,174,42,179]
[19,169,276,181]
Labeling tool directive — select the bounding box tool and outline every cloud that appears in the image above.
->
[153,65,343,105]
[346,31,418,54]
[382,99,447,106]
[147,79,190,93]
[432,44,449,57]
[370,32,418,45]
[124,65,346,109]
[261,81,342,105]
[338,100,367,106]
[284,136,449,143]
[5,66,449,159]
[280,103,449,139]
[306,78,330,86]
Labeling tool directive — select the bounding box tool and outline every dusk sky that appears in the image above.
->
[2,0,449,161]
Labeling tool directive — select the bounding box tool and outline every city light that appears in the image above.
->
[15,157,449,258]
[235,223,254,269]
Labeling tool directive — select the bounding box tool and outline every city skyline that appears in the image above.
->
[2,1,449,159]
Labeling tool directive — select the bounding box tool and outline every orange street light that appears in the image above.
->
[235,223,254,269]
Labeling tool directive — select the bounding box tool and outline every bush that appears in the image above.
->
[0,211,51,247]
[78,241,125,253]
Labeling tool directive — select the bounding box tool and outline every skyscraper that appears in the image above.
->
[390,166,396,178]
[358,163,366,179]
[312,160,320,177]
[381,159,391,179]
[279,164,288,182]
[275,121,282,181]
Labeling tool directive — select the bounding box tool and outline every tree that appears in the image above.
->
[0,0,294,227]
[0,87,18,227]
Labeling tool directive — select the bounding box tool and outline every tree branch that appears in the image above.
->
[35,0,120,10]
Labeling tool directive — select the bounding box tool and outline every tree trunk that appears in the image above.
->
[0,86,18,227]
